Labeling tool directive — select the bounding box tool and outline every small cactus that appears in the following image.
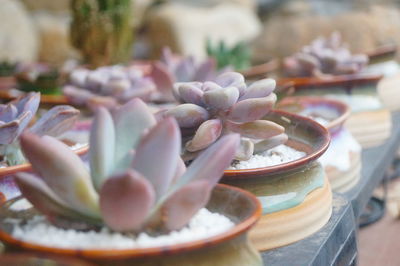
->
[0,92,79,166]
[15,98,240,232]
[70,0,133,67]
[283,32,369,77]
[63,65,156,110]
[164,71,288,161]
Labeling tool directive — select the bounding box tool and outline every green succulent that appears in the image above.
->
[206,40,251,71]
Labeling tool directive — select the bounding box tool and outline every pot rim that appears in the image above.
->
[0,145,88,177]
[277,72,382,90]
[223,109,330,178]
[0,184,261,259]
[276,96,351,132]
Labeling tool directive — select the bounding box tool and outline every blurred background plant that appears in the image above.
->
[70,0,134,67]
[206,40,251,70]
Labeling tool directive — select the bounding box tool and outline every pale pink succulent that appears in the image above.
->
[283,32,369,77]
[164,71,288,161]
[150,47,221,102]
[15,98,240,232]
[63,65,156,110]
[0,92,79,166]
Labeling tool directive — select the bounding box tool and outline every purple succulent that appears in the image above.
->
[63,65,157,110]
[164,71,288,161]
[15,98,240,232]
[0,92,79,166]
[283,32,369,77]
[150,47,222,102]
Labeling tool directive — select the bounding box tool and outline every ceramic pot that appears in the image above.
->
[221,110,331,251]
[0,184,262,266]
[0,253,95,266]
[277,96,362,192]
[0,76,16,90]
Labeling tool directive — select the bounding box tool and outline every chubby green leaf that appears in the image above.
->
[112,98,156,170]
[89,107,115,191]
[132,117,181,199]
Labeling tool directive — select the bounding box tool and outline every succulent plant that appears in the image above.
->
[150,47,220,101]
[0,61,17,77]
[164,71,288,161]
[70,0,133,67]
[63,65,156,110]
[15,98,240,233]
[206,40,251,71]
[283,32,369,77]
[16,63,61,95]
[0,92,79,166]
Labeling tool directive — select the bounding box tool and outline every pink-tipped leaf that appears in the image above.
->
[226,120,285,139]
[20,133,99,218]
[203,86,239,110]
[100,170,156,232]
[227,93,276,123]
[240,78,276,100]
[185,119,222,152]
[165,104,209,128]
[254,133,289,153]
[132,117,181,199]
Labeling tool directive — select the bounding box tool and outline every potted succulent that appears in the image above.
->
[164,71,332,250]
[63,65,158,110]
[277,96,362,192]
[0,61,17,90]
[0,98,262,266]
[206,40,279,80]
[0,92,86,202]
[278,32,382,90]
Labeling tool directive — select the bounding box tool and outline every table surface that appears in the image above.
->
[262,112,400,265]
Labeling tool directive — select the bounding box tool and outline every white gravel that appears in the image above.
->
[10,208,234,249]
[229,144,306,170]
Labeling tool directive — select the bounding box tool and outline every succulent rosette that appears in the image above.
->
[15,98,240,232]
[283,32,369,77]
[63,65,156,110]
[150,47,222,101]
[0,92,79,166]
[165,71,288,161]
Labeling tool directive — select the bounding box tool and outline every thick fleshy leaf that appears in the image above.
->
[296,53,320,70]
[235,138,254,161]
[70,68,89,87]
[89,108,115,191]
[240,78,276,100]
[100,170,155,232]
[87,96,118,111]
[15,172,99,223]
[63,85,95,105]
[16,111,34,136]
[0,104,17,122]
[19,133,99,218]
[13,92,40,115]
[86,71,108,92]
[0,121,19,145]
[101,78,130,95]
[165,134,240,198]
[178,83,204,105]
[171,157,186,185]
[186,119,222,152]
[203,86,239,110]
[150,62,175,93]
[165,104,209,128]
[194,59,216,81]
[162,179,211,231]
[254,133,288,153]
[202,81,221,92]
[29,106,80,137]
[215,72,246,95]
[175,57,194,82]
[228,93,277,123]
[226,120,285,139]
[132,117,181,199]
[112,98,156,170]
